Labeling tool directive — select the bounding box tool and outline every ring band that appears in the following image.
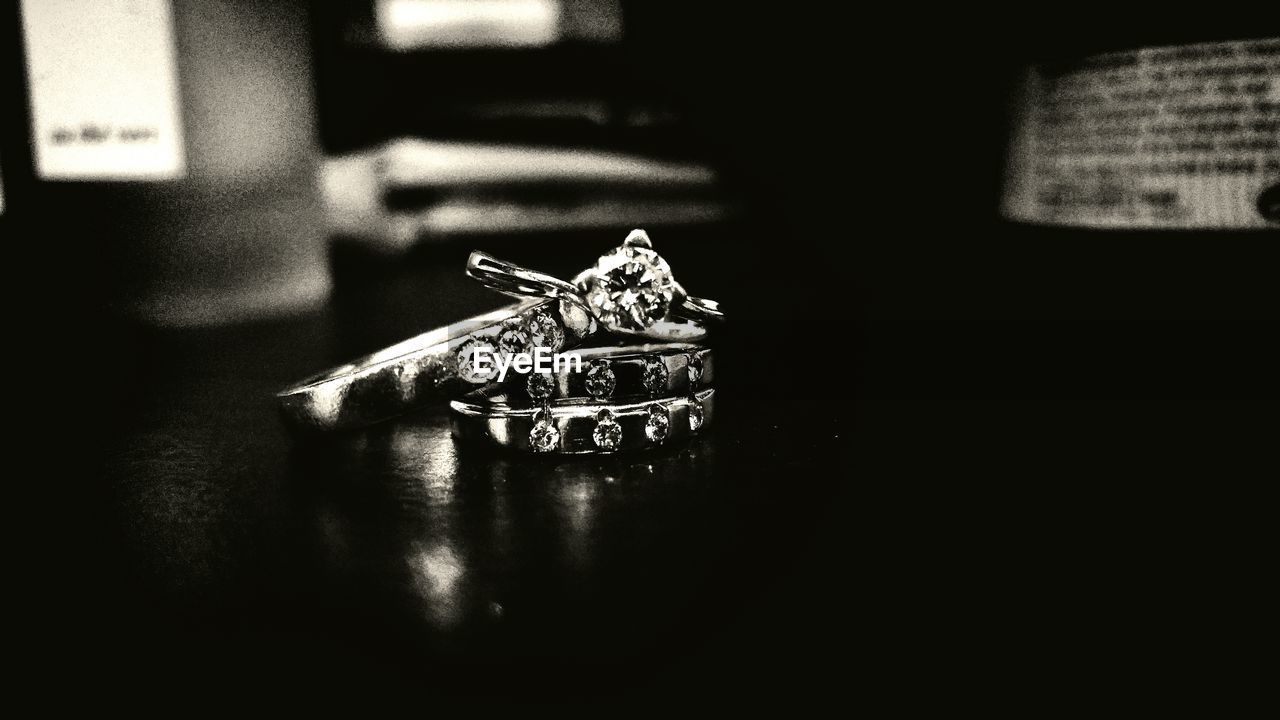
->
[466,251,583,300]
[672,289,724,324]
[508,343,712,401]
[451,387,714,454]
[278,297,711,430]
[278,297,594,431]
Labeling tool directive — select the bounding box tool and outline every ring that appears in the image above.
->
[277,296,596,431]
[451,387,714,454]
[508,343,712,402]
[467,228,724,338]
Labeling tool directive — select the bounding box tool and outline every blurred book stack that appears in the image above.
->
[313,0,734,253]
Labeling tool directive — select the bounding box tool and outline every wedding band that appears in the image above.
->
[467,228,724,339]
[451,388,714,454]
[277,296,595,431]
[507,343,713,401]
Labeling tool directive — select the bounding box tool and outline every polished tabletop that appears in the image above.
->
[85,226,855,696]
[19,7,1263,702]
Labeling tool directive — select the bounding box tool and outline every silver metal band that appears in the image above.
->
[508,342,712,401]
[673,288,725,323]
[466,251,581,300]
[451,388,714,454]
[277,297,593,431]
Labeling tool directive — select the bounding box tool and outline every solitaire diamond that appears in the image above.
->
[582,245,675,332]
[592,409,622,451]
[644,404,670,443]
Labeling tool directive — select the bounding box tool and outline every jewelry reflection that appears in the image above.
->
[559,476,599,571]
[412,542,466,628]
[292,416,718,633]
[388,423,459,500]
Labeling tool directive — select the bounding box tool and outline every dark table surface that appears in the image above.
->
[76,224,856,699]
[18,10,1274,704]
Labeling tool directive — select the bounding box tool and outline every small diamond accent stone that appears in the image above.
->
[393,362,418,401]
[583,244,675,332]
[527,312,564,352]
[529,414,560,452]
[641,358,668,394]
[456,339,498,384]
[688,398,704,432]
[559,298,595,337]
[497,318,530,357]
[423,356,453,388]
[526,372,555,400]
[644,404,670,443]
[592,409,622,451]
[687,353,704,386]
[585,360,616,398]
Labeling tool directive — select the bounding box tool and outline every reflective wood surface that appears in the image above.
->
[87,229,853,697]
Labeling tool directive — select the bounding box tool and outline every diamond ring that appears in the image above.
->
[277,243,708,430]
[467,229,724,339]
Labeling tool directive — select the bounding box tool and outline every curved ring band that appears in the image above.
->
[466,251,582,300]
[674,287,725,323]
[277,297,593,431]
[451,388,714,454]
[508,342,712,401]
[277,300,710,431]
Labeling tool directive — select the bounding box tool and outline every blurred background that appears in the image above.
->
[3,0,755,326]
[2,0,1275,703]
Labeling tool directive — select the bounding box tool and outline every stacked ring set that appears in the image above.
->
[278,230,723,454]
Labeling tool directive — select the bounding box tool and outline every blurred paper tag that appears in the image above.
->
[378,0,560,49]
[21,0,185,180]
[1002,38,1280,228]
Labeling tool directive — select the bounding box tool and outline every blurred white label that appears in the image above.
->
[378,0,560,50]
[21,0,185,180]
[1002,38,1280,228]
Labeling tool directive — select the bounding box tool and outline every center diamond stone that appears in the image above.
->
[582,246,675,332]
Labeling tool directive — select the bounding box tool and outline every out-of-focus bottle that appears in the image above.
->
[14,0,329,327]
